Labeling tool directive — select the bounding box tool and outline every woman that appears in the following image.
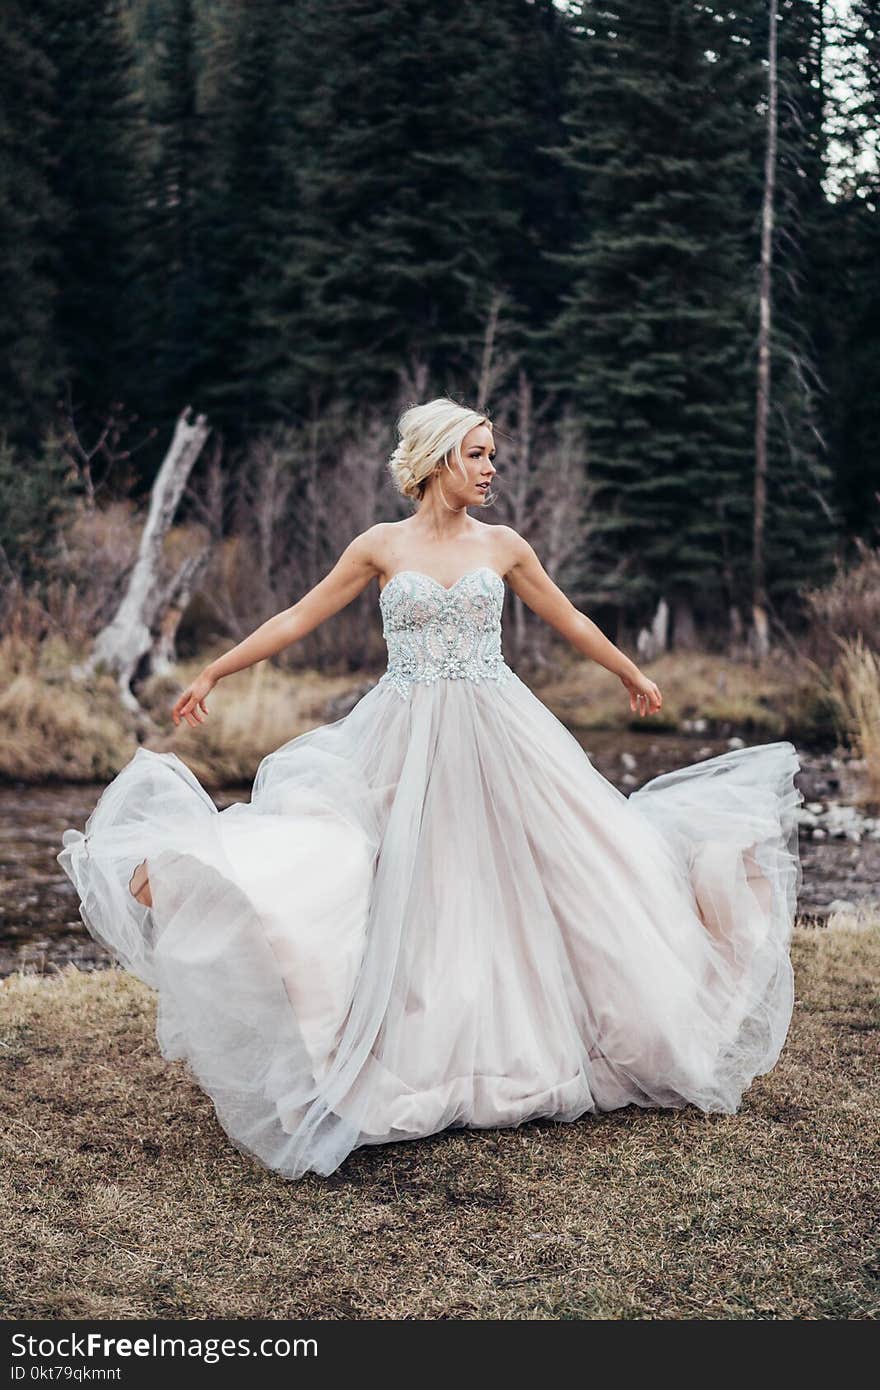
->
[58,396,803,1181]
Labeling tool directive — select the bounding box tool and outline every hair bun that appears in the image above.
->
[387,396,491,505]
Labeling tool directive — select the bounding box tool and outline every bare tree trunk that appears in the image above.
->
[753,0,778,664]
[74,406,212,709]
[149,544,213,675]
[509,371,533,664]
[637,597,669,662]
[477,292,503,407]
[530,405,588,668]
[478,366,592,672]
[673,595,699,651]
[474,288,519,409]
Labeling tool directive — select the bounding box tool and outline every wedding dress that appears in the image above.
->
[57,566,803,1180]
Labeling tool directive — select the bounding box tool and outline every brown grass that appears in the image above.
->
[1,917,877,1320]
[829,634,880,809]
[530,645,823,740]
[0,633,371,787]
[136,659,373,787]
[800,540,880,670]
[0,635,137,782]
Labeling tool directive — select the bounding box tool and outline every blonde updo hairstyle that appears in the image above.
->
[388,397,496,507]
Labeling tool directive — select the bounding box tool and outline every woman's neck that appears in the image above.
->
[412,484,471,539]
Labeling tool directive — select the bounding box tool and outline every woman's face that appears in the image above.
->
[438,424,496,506]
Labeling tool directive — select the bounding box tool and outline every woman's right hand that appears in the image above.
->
[172,668,218,728]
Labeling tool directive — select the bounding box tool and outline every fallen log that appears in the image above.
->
[73,406,212,710]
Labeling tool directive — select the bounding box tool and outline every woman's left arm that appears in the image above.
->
[500,529,663,717]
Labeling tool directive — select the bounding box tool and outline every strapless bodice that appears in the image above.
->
[378,567,513,699]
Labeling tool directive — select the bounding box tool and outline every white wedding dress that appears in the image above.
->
[58,566,803,1179]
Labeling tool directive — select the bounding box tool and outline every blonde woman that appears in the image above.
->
[58,396,802,1181]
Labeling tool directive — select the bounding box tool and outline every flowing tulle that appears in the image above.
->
[57,662,803,1180]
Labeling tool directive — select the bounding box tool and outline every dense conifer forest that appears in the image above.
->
[1,0,877,647]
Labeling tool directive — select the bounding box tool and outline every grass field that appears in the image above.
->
[1,916,877,1320]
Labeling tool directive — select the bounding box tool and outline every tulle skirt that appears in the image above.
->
[57,669,803,1179]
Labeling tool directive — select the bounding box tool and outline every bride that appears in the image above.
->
[58,396,803,1181]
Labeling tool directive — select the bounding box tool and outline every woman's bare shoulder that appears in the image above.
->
[344,520,409,571]
[482,522,533,569]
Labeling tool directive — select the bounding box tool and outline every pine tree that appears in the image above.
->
[144,0,206,416]
[42,1,148,426]
[547,0,764,635]
[819,0,880,539]
[546,0,841,636]
[250,0,575,415]
[757,0,841,605]
[0,1,61,444]
[0,430,78,583]
[195,0,297,432]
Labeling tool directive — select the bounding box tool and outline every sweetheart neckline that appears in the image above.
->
[379,566,505,602]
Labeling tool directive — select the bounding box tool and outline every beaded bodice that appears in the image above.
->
[378,567,513,699]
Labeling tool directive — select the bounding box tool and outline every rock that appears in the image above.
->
[827,898,855,913]
[620,751,637,771]
[621,773,638,787]
[727,736,746,750]
[806,801,825,815]
[821,803,864,842]
[812,827,827,840]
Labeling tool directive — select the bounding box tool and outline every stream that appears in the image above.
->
[1,731,876,977]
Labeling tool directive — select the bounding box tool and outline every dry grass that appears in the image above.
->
[136,659,372,787]
[827,899,880,934]
[800,540,880,670]
[0,633,371,787]
[829,635,880,809]
[531,645,822,740]
[1,918,877,1320]
[0,635,137,782]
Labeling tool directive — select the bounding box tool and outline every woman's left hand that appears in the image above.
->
[620,670,663,718]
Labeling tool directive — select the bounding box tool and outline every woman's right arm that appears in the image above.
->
[172,529,382,728]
